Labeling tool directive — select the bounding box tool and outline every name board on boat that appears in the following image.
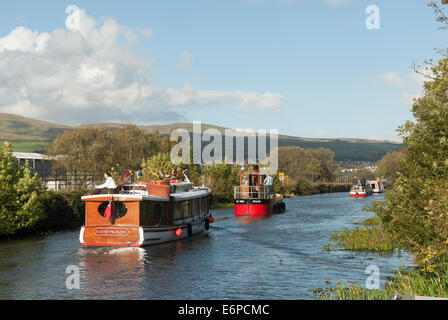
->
[94,228,129,236]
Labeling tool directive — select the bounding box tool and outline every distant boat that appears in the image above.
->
[349,182,373,198]
[368,179,386,194]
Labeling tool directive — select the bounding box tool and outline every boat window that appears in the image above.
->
[174,202,180,220]
[152,203,163,225]
[196,198,202,217]
[183,201,191,218]
[192,199,197,219]
[201,197,206,215]
[140,201,150,225]
[98,201,127,219]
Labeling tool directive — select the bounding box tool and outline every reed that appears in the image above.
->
[321,215,448,299]
[313,280,394,300]
[391,265,448,298]
[314,266,448,300]
[327,225,398,254]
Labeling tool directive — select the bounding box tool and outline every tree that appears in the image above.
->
[47,125,113,172]
[352,168,376,181]
[110,124,162,170]
[376,150,407,184]
[47,124,164,174]
[141,152,177,175]
[203,163,240,204]
[0,142,46,237]
[279,175,297,195]
[371,52,448,270]
[278,146,339,182]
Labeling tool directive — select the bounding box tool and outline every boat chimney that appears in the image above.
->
[254,164,259,174]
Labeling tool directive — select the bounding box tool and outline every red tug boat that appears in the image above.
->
[234,165,285,218]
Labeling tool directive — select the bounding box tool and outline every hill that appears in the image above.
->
[0,113,402,162]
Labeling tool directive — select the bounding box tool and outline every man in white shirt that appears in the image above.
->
[93,172,117,194]
[264,174,274,198]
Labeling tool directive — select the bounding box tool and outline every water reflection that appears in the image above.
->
[78,247,147,299]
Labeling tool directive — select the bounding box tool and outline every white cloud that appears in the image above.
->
[380,70,427,108]
[137,27,154,40]
[177,51,193,70]
[0,9,284,124]
[380,71,405,87]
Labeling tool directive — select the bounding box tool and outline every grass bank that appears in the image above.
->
[320,216,448,299]
[322,216,399,254]
[314,266,448,300]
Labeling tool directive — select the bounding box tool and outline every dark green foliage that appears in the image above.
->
[376,150,407,184]
[36,189,86,232]
[203,163,240,204]
[369,55,448,271]
[0,142,46,237]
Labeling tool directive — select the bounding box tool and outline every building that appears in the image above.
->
[12,152,53,176]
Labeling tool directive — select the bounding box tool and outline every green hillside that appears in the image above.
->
[0,113,402,162]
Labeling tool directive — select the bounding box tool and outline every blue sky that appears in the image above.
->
[0,0,445,142]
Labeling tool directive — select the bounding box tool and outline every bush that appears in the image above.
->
[203,163,240,204]
[35,189,86,232]
[0,142,46,238]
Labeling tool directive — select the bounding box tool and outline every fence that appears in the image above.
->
[234,186,273,199]
[33,169,107,191]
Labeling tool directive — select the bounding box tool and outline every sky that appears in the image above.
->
[0,0,446,142]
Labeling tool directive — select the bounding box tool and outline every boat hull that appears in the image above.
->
[80,218,211,247]
[234,199,285,218]
[350,193,367,198]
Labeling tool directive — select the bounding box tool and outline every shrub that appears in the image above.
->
[0,142,46,238]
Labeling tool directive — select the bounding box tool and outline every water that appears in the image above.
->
[0,192,414,299]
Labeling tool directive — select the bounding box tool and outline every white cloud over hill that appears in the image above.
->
[0,9,285,124]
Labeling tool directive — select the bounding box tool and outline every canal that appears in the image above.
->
[0,192,413,299]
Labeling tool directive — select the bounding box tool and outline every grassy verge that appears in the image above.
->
[313,280,394,300]
[320,216,448,299]
[322,216,398,254]
[314,266,448,300]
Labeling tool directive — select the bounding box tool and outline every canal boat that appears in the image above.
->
[234,166,286,218]
[368,178,386,194]
[80,179,213,247]
[349,183,373,198]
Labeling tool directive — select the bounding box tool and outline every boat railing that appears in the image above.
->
[234,186,273,200]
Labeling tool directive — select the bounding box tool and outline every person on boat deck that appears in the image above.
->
[93,172,117,194]
[264,175,274,197]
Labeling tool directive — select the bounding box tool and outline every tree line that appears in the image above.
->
[44,124,344,199]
